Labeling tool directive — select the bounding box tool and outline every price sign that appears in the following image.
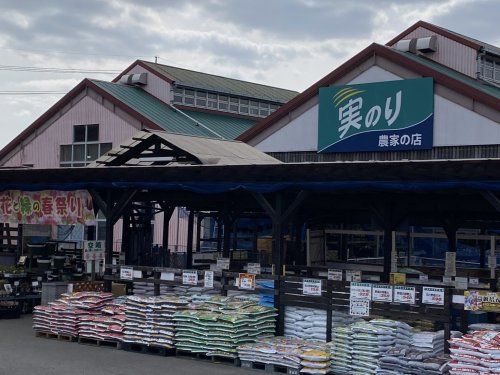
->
[349,300,370,317]
[328,269,343,281]
[4,284,12,293]
[345,270,362,282]
[83,240,105,261]
[217,258,230,270]
[372,284,393,302]
[120,266,133,281]
[390,272,406,285]
[469,278,479,286]
[182,270,198,285]
[247,263,261,275]
[238,273,256,290]
[350,282,372,301]
[303,278,322,296]
[160,272,175,281]
[422,287,445,305]
[133,270,143,279]
[204,271,214,288]
[393,286,416,304]
[443,276,453,284]
[419,274,429,282]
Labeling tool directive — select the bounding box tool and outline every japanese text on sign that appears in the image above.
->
[83,240,105,261]
[350,282,372,301]
[247,263,261,275]
[464,290,500,312]
[0,190,95,225]
[349,300,370,317]
[372,285,393,302]
[345,270,362,282]
[120,267,133,281]
[204,271,214,288]
[182,270,198,286]
[303,278,322,296]
[217,258,230,271]
[328,269,343,281]
[393,286,416,304]
[422,287,445,306]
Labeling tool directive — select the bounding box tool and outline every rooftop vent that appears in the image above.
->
[394,35,437,54]
[119,73,147,86]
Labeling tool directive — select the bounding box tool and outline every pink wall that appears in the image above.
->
[3,95,140,168]
[390,26,478,78]
[127,65,173,104]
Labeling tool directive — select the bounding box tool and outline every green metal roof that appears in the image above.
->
[142,61,298,103]
[91,80,255,140]
[392,49,500,100]
[181,110,256,140]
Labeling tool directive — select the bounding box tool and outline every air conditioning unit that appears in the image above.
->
[394,35,437,54]
[416,36,437,53]
[119,73,147,85]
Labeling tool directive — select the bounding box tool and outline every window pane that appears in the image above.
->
[184,97,195,105]
[73,163,85,167]
[240,106,249,114]
[97,221,106,241]
[270,104,279,110]
[208,93,217,99]
[85,225,96,241]
[250,101,259,107]
[60,145,72,162]
[173,87,183,94]
[219,95,228,102]
[100,143,112,156]
[74,125,86,142]
[260,109,269,116]
[73,144,85,161]
[196,91,207,98]
[87,144,99,161]
[173,95,183,103]
[250,108,259,115]
[196,99,207,107]
[87,124,99,142]
[259,102,270,109]
[495,66,500,82]
[184,89,195,96]
[240,99,249,105]
[219,102,228,110]
[230,97,239,103]
[207,101,217,109]
[230,104,239,112]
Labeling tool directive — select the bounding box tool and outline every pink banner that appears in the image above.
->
[0,190,95,225]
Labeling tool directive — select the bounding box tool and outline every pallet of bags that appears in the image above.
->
[448,330,500,375]
[238,337,303,370]
[330,325,354,374]
[299,344,331,375]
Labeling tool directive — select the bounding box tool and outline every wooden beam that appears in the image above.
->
[89,189,107,217]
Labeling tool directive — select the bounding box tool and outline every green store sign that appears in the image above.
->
[317,78,434,153]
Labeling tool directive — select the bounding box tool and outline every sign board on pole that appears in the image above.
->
[247,263,261,275]
[120,266,133,281]
[393,286,416,304]
[328,269,343,281]
[349,300,370,317]
[238,273,256,290]
[318,78,434,153]
[83,240,105,261]
[350,282,372,301]
[345,270,362,282]
[302,279,322,296]
[372,285,393,302]
[204,271,214,288]
[182,270,198,286]
[422,287,445,306]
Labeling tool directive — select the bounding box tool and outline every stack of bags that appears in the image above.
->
[33,302,86,336]
[349,319,410,374]
[448,330,500,374]
[60,292,114,310]
[412,331,448,354]
[284,306,327,341]
[237,337,304,370]
[256,279,275,307]
[123,295,189,348]
[330,325,354,374]
[331,310,363,329]
[300,345,331,375]
[174,296,276,358]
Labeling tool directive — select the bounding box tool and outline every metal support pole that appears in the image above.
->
[222,215,232,258]
[383,227,393,282]
[104,192,114,292]
[186,210,195,269]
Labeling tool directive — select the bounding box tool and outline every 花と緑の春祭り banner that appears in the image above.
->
[317,77,434,153]
[0,190,95,225]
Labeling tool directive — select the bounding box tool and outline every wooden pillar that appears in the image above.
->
[444,224,458,277]
[216,216,223,252]
[222,215,232,258]
[122,213,130,264]
[161,205,174,267]
[382,227,393,282]
[186,210,195,269]
[196,213,202,253]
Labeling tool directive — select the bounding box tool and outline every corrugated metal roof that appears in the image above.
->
[92,80,257,140]
[180,110,256,140]
[141,61,298,103]
[392,50,500,99]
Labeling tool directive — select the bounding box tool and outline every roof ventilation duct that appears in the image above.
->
[119,73,148,85]
[416,36,438,53]
[395,38,417,53]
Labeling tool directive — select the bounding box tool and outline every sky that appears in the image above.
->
[0,0,498,149]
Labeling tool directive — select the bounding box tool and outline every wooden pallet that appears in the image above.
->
[121,342,174,356]
[77,336,121,349]
[35,331,77,342]
[175,349,240,366]
[240,360,300,375]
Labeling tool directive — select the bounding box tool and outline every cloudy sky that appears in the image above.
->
[0,0,498,149]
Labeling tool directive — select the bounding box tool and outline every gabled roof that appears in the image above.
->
[114,60,298,103]
[386,20,500,56]
[0,79,258,164]
[90,130,281,167]
[237,43,500,143]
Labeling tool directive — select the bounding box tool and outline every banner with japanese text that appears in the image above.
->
[318,77,433,153]
[0,190,95,225]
